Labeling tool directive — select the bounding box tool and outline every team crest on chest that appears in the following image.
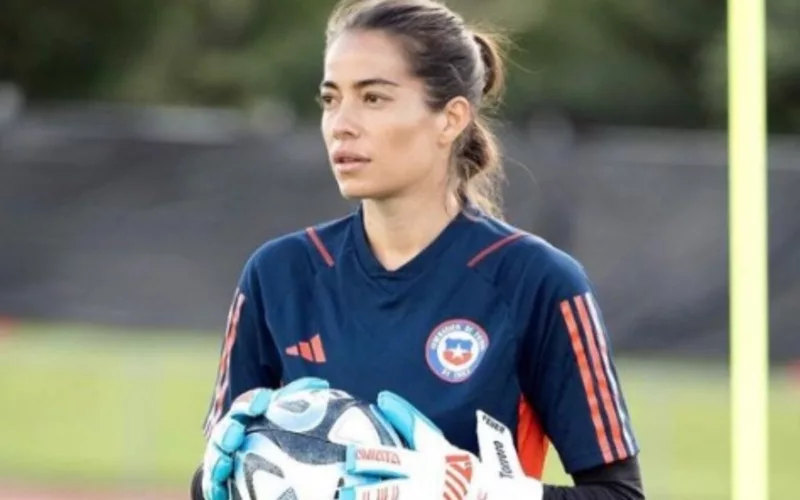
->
[425,319,489,383]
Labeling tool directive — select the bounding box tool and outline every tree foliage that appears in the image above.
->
[0,0,162,100]
[1,0,797,131]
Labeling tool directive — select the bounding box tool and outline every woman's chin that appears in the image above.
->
[336,180,387,200]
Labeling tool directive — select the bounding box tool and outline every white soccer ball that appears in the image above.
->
[230,387,404,500]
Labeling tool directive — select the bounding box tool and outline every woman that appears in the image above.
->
[194,1,645,499]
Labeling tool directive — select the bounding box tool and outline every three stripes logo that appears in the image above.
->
[560,292,637,464]
[285,333,326,363]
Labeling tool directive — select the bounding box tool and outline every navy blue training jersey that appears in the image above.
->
[203,206,639,477]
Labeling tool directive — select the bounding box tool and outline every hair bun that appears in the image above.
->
[472,32,504,99]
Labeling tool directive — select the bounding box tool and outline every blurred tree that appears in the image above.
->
[1,0,799,132]
[113,0,330,112]
[506,0,727,128]
[765,1,800,132]
[698,0,800,132]
[0,0,162,100]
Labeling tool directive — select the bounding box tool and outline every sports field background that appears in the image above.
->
[3,3,800,499]
[1,321,797,500]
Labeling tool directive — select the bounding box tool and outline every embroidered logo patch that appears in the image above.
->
[425,319,489,383]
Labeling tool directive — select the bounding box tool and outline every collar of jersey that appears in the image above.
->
[350,204,470,279]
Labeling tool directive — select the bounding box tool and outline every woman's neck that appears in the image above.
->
[361,192,461,271]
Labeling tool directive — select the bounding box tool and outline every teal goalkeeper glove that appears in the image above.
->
[201,377,330,500]
[338,391,543,500]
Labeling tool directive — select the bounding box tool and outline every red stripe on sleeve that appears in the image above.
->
[204,291,245,437]
[574,295,628,460]
[560,299,614,463]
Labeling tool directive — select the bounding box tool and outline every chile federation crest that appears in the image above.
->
[425,319,489,383]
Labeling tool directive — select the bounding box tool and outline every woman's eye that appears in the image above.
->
[317,94,335,108]
[364,93,386,105]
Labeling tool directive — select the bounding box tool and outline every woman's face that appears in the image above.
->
[319,30,454,201]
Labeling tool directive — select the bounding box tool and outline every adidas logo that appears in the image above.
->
[285,334,326,363]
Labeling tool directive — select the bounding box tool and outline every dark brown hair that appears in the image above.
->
[326,0,508,218]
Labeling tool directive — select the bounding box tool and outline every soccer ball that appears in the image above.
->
[230,387,404,500]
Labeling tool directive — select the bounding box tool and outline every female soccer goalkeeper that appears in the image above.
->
[194,0,645,499]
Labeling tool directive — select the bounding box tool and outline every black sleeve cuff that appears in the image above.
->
[190,464,204,500]
[542,456,645,500]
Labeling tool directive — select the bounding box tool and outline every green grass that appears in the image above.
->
[0,322,798,498]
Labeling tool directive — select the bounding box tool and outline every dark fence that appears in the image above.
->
[1,104,798,362]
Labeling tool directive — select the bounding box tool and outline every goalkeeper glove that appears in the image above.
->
[339,391,543,500]
[201,377,330,500]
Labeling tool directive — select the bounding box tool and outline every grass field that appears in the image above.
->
[0,321,798,499]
